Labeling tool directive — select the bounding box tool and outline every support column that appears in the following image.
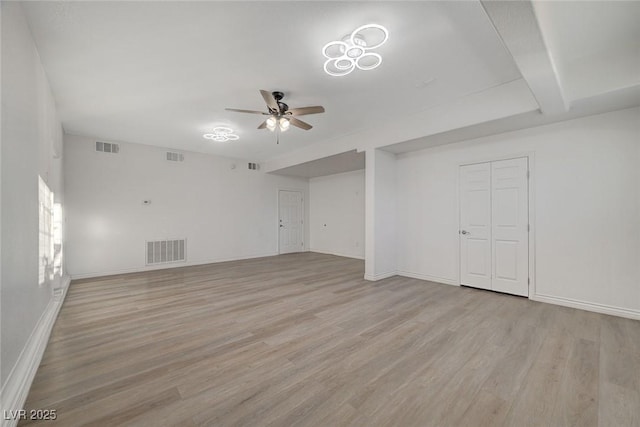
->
[364,149,397,281]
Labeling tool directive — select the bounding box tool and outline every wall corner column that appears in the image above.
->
[364,149,397,281]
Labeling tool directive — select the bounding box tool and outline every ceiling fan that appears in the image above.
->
[226,90,325,133]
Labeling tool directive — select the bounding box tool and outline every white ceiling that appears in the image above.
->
[22,1,521,162]
[21,1,640,177]
[533,1,640,102]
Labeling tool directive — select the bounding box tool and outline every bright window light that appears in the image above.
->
[53,203,63,277]
[39,176,54,285]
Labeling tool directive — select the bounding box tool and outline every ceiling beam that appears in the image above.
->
[481,0,568,114]
[264,79,538,173]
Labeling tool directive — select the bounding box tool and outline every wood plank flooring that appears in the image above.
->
[20,253,640,426]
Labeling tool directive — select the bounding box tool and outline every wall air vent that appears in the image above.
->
[166,152,184,162]
[146,239,186,265]
[248,162,260,170]
[95,141,119,154]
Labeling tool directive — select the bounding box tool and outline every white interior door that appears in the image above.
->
[279,190,304,254]
[460,162,492,290]
[459,158,529,297]
[491,158,529,296]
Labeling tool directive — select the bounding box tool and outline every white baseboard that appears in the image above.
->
[364,271,397,281]
[1,276,70,427]
[396,270,459,286]
[531,293,640,320]
[69,252,279,280]
[309,249,364,260]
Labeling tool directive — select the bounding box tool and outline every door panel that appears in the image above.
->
[493,188,519,227]
[494,240,518,280]
[279,190,303,254]
[460,163,491,290]
[467,238,491,277]
[491,158,529,296]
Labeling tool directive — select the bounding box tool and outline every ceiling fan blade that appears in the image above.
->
[257,121,267,129]
[289,117,313,130]
[225,108,267,115]
[287,106,325,116]
[260,90,280,112]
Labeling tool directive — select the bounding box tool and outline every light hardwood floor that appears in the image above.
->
[20,253,640,426]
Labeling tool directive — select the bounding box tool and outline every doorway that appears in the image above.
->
[459,157,529,297]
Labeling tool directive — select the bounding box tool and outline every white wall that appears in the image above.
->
[1,1,65,391]
[397,107,640,317]
[64,135,309,278]
[309,170,365,259]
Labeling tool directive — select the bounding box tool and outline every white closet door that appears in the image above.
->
[460,162,492,290]
[460,157,529,297]
[491,158,529,296]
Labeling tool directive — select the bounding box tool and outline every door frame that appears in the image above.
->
[277,188,306,254]
[457,152,536,298]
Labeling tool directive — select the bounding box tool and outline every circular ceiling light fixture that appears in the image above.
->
[203,127,239,142]
[322,24,388,77]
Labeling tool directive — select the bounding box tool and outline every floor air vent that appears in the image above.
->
[96,141,119,153]
[248,162,259,170]
[146,239,186,265]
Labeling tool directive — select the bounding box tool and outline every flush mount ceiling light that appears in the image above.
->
[203,127,239,142]
[322,24,389,77]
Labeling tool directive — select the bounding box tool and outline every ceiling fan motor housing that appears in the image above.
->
[272,92,287,114]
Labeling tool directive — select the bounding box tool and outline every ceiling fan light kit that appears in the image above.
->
[266,116,277,130]
[323,23,388,77]
[264,115,290,132]
[279,117,290,131]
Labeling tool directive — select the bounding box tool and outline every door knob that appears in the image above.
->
[279,224,284,228]
[461,230,470,235]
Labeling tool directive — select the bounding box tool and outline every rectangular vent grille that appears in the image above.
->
[248,162,259,170]
[166,152,184,162]
[96,141,119,153]
[146,239,186,265]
